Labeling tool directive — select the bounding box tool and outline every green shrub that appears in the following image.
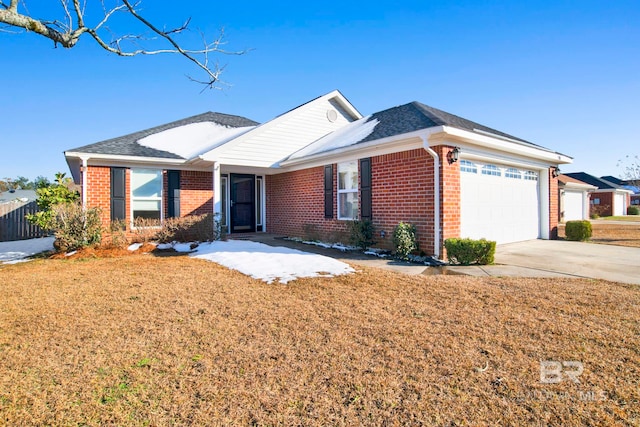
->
[628,205,640,215]
[347,220,376,250]
[444,238,496,266]
[52,203,102,251]
[565,220,592,241]
[393,222,418,260]
[26,172,79,231]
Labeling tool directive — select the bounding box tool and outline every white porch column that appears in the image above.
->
[212,162,221,217]
[80,156,89,208]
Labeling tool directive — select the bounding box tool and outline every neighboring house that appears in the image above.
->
[601,175,640,206]
[564,172,633,217]
[557,174,597,222]
[64,90,572,258]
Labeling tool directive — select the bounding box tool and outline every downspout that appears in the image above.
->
[420,135,440,259]
[80,156,89,208]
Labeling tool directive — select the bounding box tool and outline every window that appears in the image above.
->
[460,160,477,173]
[505,167,522,179]
[524,171,538,181]
[131,169,162,221]
[482,164,501,176]
[592,198,600,205]
[338,161,358,220]
[256,176,263,230]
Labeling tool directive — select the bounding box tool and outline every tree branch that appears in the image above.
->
[0,0,247,89]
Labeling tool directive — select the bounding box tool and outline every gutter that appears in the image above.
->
[420,130,442,259]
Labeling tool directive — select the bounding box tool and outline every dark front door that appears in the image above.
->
[230,174,255,233]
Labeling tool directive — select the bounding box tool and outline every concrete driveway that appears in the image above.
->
[492,240,640,285]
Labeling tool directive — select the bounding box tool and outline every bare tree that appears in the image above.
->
[617,154,640,189]
[0,1,246,89]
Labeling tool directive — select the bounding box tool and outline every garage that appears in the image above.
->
[460,160,540,244]
[563,190,586,221]
[614,193,626,216]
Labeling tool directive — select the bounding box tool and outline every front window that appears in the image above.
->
[338,161,358,220]
[131,169,162,221]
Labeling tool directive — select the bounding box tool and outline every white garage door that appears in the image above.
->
[564,190,584,221]
[460,160,540,244]
[614,193,625,216]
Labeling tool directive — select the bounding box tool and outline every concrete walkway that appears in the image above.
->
[235,234,640,285]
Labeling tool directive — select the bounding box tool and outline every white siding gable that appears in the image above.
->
[200,91,361,168]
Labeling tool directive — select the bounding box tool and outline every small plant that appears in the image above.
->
[590,204,609,219]
[628,205,639,215]
[393,222,418,260]
[155,213,225,243]
[444,238,496,265]
[132,217,161,243]
[52,203,102,251]
[347,220,376,250]
[106,220,129,249]
[26,172,79,231]
[565,220,592,241]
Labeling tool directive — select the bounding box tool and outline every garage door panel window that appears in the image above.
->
[131,169,162,221]
[460,160,477,173]
[482,164,501,176]
[338,161,358,220]
[505,168,522,179]
[524,171,538,181]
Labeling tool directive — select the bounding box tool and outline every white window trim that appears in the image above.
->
[256,176,265,228]
[220,175,229,232]
[130,168,163,227]
[337,161,358,220]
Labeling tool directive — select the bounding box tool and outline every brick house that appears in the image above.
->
[564,172,634,217]
[65,90,571,258]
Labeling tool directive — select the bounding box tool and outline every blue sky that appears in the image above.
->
[1,1,639,181]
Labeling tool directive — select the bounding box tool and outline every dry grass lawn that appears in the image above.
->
[559,222,640,248]
[1,255,639,426]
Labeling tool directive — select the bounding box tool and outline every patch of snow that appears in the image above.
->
[138,122,255,159]
[331,243,357,251]
[156,243,173,250]
[0,236,55,264]
[190,240,354,284]
[65,250,77,257]
[174,242,196,253]
[288,116,379,160]
[128,243,143,251]
[302,240,333,249]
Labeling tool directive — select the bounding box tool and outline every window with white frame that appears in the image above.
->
[338,161,358,220]
[505,167,522,179]
[220,175,228,228]
[524,171,538,181]
[482,164,501,176]
[460,160,477,173]
[131,169,162,221]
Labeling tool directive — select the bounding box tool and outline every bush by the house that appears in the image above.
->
[348,220,376,250]
[393,222,418,260]
[589,204,609,219]
[444,238,496,266]
[155,213,225,243]
[26,172,79,231]
[628,205,639,215]
[565,220,592,241]
[51,203,102,251]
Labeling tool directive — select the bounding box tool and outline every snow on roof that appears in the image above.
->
[190,240,355,284]
[138,122,256,159]
[287,115,379,160]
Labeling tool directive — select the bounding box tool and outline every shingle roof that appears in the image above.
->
[601,175,625,186]
[67,112,259,159]
[359,101,536,146]
[564,172,621,190]
[558,174,596,187]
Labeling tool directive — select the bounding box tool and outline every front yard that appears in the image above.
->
[1,255,638,426]
[558,221,640,247]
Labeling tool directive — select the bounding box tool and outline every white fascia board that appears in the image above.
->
[561,182,598,191]
[593,188,635,194]
[454,145,557,170]
[442,127,573,165]
[278,129,429,171]
[65,151,187,166]
[199,90,363,162]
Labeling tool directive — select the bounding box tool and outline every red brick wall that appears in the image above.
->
[176,171,214,216]
[85,166,130,227]
[266,166,349,242]
[435,145,461,250]
[548,168,559,239]
[266,148,444,255]
[589,191,613,217]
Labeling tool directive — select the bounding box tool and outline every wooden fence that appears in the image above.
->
[0,201,47,242]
